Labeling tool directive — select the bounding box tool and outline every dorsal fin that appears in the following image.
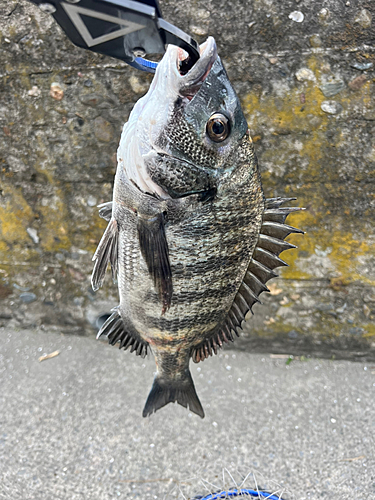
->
[192,198,304,363]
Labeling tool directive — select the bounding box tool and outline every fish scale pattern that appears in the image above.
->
[99,137,264,348]
[192,198,304,363]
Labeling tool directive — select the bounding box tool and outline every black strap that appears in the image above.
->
[30,0,199,72]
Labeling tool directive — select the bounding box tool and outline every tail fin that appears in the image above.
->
[142,371,205,418]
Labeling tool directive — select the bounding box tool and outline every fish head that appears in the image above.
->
[168,38,249,165]
[118,37,250,198]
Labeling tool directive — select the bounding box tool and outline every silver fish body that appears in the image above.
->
[92,38,303,418]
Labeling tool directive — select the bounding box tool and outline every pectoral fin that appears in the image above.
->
[137,213,172,314]
[91,218,118,291]
[97,201,113,221]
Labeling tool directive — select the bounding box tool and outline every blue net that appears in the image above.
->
[194,488,286,500]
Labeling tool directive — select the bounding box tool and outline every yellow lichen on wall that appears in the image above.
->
[284,210,375,286]
[29,138,72,253]
[243,55,375,286]
[362,323,375,338]
[0,185,39,266]
[0,186,33,244]
[37,192,72,253]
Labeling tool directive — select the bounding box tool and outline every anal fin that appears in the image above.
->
[97,308,148,358]
[137,212,172,314]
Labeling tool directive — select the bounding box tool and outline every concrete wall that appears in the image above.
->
[0,0,374,358]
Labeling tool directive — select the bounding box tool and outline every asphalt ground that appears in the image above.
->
[0,327,374,500]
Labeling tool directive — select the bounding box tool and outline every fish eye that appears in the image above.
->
[206,113,230,143]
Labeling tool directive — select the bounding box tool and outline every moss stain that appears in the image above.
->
[243,55,375,286]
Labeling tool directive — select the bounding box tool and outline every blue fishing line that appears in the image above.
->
[195,488,286,500]
[134,57,158,72]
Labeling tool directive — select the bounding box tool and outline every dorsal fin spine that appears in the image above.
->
[224,324,234,342]
[260,222,303,243]
[265,197,297,208]
[231,301,245,324]
[241,281,262,304]
[245,270,270,293]
[226,315,236,334]
[228,309,241,328]
[211,338,218,355]
[216,333,223,347]
[205,343,211,357]
[263,207,301,224]
[249,258,278,281]
[254,247,288,269]
[220,328,229,343]
[258,233,297,253]
[235,292,248,316]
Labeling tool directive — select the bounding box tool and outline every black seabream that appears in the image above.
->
[92,37,303,418]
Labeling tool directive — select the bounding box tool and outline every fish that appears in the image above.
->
[92,36,303,418]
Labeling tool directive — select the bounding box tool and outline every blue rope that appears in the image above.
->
[195,488,285,500]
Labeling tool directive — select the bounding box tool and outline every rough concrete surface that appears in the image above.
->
[0,0,375,356]
[0,327,374,499]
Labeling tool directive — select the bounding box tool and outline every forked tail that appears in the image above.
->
[142,370,204,418]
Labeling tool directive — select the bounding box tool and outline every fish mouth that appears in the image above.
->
[168,37,218,100]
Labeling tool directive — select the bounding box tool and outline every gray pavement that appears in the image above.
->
[0,327,374,500]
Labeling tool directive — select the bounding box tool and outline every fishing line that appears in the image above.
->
[134,57,159,72]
